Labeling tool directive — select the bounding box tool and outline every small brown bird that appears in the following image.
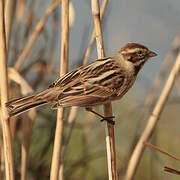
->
[6,43,157,123]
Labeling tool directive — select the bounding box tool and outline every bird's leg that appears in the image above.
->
[85,107,115,125]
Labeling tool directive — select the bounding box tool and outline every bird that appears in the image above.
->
[6,43,157,124]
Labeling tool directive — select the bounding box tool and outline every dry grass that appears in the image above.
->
[0,0,14,179]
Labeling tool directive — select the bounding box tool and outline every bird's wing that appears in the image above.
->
[51,57,125,107]
[52,82,117,107]
[48,57,110,88]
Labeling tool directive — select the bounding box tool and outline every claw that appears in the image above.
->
[100,116,115,125]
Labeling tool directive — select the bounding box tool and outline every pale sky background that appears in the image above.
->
[34,0,180,97]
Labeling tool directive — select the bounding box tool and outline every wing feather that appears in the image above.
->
[49,57,126,107]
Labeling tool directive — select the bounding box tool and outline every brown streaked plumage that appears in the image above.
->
[6,43,157,117]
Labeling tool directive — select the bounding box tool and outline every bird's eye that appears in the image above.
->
[137,50,142,55]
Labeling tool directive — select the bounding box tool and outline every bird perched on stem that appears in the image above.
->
[6,43,157,124]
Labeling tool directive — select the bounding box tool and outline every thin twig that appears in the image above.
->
[0,0,14,179]
[164,166,180,175]
[50,0,69,180]
[91,1,117,180]
[125,53,180,180]
[144,142,180,161]
[14,0,62,71]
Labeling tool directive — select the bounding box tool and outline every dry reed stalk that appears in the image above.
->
[14,0,62,71]
[91,0,117,179]
[50,0,69,179]
[5,0,15,51]
[83,0,108,65]
[125,52,180,180]
[0,0,14,179]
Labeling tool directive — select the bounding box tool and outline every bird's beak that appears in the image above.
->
[148,51,157,57]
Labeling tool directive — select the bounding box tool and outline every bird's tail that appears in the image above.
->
[6,92,49,117]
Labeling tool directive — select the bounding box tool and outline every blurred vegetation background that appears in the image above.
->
[0,0,180,179]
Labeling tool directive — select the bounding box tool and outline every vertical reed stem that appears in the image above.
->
[0,0,14,179]
[50,0,69,179]
[83,0,108,65]
[91,0,117,179]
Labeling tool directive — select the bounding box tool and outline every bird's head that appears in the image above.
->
[117,43,157,73]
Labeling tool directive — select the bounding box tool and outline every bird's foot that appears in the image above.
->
[85,107,115,125]
[100,116,115,125]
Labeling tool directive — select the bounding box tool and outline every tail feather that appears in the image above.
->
[6,95,48,117]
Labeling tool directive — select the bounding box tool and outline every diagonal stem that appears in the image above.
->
[14,0,62,71]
